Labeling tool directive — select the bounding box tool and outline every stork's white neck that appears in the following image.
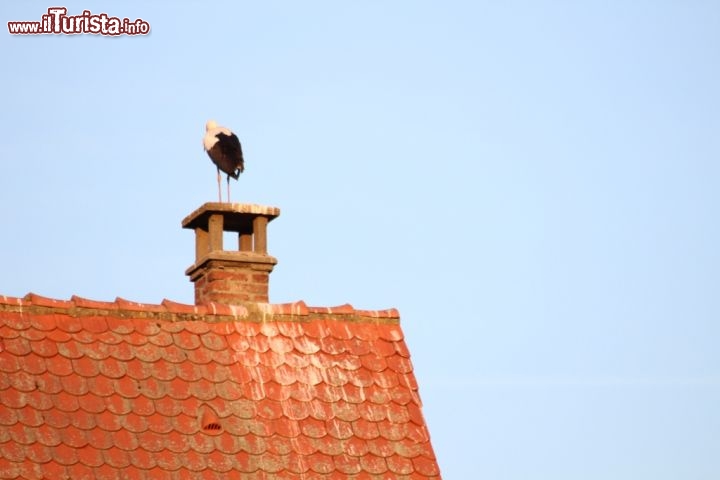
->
[203,126,233,151]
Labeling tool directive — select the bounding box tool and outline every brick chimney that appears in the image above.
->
[182,203,280,305]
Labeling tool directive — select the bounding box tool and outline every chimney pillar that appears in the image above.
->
[182,203,280,305]
[208,214,224,252]
[239,231,253,252]
[253,216,268,254]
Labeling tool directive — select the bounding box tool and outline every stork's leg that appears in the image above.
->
[216,167,222,203]
[227,176,231,203]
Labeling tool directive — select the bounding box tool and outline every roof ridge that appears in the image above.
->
[0,293,400,323]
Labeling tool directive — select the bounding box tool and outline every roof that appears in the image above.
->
[0,293,441,479]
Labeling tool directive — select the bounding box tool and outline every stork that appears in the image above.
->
[203,120,244,202]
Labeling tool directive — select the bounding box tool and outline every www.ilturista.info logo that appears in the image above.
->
[8,7,150,36]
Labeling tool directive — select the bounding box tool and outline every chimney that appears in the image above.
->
[182,202,280,305]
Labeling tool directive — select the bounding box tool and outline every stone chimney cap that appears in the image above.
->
[182,202,280,232]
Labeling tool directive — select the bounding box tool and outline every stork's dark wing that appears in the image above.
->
[215,132,245,176]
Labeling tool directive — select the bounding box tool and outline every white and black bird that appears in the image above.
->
[203,120,245,203]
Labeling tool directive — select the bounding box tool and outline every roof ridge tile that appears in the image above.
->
[205,302,250,318]
[24,293,74,309]
[0,295,24,307]
[307,303,355,315]
[115,297,166,313]
[257,300,309,317]
[71,295,117,310]
[354,308,400,319]
[162,299,207,316]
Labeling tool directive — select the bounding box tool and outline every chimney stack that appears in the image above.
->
[182,203,280,305]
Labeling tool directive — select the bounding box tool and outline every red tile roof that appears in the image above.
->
[0,293,440,479]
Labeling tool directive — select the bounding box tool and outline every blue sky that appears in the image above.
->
[2,1,720,477]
